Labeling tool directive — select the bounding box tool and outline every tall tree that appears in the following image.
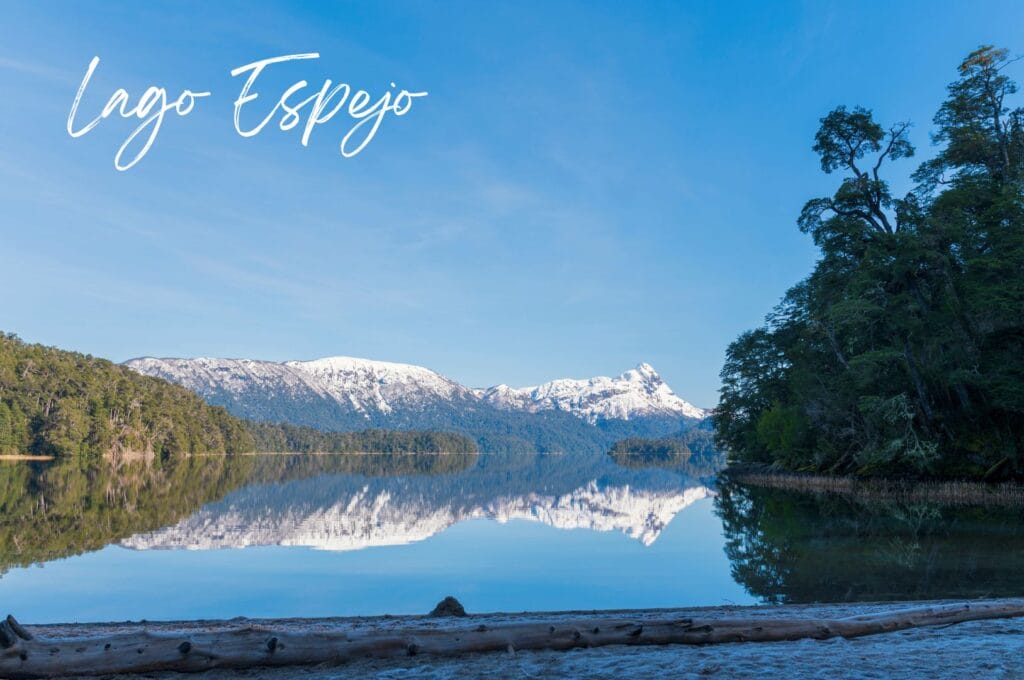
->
[717,46,1024,479]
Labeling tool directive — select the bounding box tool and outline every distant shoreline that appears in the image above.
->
[191,450,483,457]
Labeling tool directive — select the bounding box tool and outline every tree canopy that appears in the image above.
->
[0,333,477,458]
[246,421,478,454]
[0,333,254,458]
[716,46,1024,479]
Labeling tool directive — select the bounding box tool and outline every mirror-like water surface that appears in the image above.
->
[1,453,1022,623]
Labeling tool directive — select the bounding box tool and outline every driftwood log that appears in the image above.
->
[2,600,1024,678]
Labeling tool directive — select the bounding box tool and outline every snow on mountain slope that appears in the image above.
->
[479,363,706,422]
[125,356,705,424]
[284,356,474,414]
[126,355,475,418]
[126,356,327,400]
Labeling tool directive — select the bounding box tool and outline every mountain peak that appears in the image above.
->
[626,362,660,381]
[482,363,705,423]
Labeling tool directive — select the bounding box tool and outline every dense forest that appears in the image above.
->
[0,333,477,457]
[607,427,726,475]
[717,46,1024,479]
[246,421,477,454]
[609,420,719,456]
[0,333,254,457]
[609,437,691,456]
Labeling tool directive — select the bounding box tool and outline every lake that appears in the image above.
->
[1,453,1022,623]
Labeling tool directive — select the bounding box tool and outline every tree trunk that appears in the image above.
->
[2,600,1024,678]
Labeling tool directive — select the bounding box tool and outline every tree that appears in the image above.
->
[717,46,1024,479]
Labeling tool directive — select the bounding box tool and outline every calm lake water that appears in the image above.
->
[1,453,1022,623]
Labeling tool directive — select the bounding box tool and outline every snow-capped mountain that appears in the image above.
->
[127,355,475,419]
[125,355,707,451]
[478,362,706,423]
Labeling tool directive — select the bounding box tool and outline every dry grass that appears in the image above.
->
[726,467,1024,507]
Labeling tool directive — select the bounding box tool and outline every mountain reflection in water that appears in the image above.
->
[0,452,717,572]
[121,459,711,552]
[3,452,1024,622]
[0,452,739,621]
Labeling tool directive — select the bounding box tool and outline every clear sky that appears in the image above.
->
[1,1,1022,407]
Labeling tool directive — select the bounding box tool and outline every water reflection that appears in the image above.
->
[0,456,254,574]
[124,453,712,551]
[10,450,1020,616]
[715,480,1024,603]
[0,452,714,573]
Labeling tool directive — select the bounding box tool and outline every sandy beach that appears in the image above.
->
[22,599,1024,679]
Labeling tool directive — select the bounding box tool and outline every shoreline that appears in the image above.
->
[23,597,1015,632]
[11,599,1024,679]
[722,464,1024,506]
[191,450,482,457]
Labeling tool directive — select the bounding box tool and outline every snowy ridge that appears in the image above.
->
[479,362,706,422]
[121,483,711,552]
[125,356,705,424]
[126,355,475,419]
[284,356,473,415]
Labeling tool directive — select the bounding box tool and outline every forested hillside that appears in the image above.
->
[717,46,1024,479]
[0,333,254,457]
[246,421,477,453]
[609,438,690,456]
[0,333,477,457]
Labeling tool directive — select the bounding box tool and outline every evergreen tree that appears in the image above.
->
[0,332,476,458]
[717,46,1024,479]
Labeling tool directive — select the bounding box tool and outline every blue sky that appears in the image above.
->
[1,1,1022,406]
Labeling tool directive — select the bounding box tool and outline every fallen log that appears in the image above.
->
[3,599,1024,678]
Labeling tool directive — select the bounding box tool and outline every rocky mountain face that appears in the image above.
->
[125,356,707,453]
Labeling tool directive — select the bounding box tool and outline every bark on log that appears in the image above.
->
[2,600,1023,678]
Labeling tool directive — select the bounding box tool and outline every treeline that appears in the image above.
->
[0,333,254,457]
[246,421,478,454]
[607,428,726,475]
[609,438,690,456]
[0,333,477,458]
[717,46,1024,479]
